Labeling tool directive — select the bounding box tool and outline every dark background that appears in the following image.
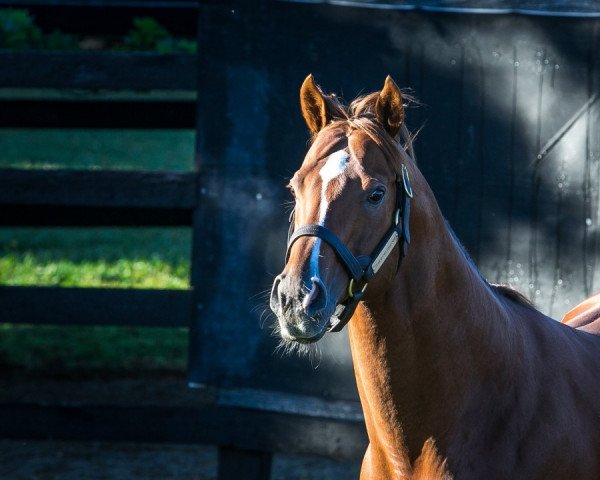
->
[191,1,600,402]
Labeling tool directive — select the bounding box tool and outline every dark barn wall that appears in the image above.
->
[189,2,600,400]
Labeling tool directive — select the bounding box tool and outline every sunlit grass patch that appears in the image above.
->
[0,124,195,372]
[0,227,191,371]
[0,227,191,288]
[0,255,189,289]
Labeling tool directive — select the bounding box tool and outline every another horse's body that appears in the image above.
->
[562,292,600,333]
[270,75,600,479]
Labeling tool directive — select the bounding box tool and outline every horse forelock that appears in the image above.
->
[307,90,416,179]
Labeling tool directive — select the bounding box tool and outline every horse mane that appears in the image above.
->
[444,221,535,312]
[412,438,453,480]
[492,284,535,309]
[313,90,418,177]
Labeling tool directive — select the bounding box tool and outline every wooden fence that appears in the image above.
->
[0,2,367,479]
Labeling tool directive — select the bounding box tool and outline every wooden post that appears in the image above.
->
[188,2,275,477]
[187,0,273,386]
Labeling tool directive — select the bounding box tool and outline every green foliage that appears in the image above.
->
[0,8,42,49]
[123,16,169,51]
[122,16,197,54]
[0,9,196,53]
[42,29,79,51]
[156,38,197,54]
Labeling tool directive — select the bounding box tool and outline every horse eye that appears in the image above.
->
[368,188,386,204]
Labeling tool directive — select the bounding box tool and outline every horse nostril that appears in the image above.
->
[270,275,283,312]
[302,277,327,317]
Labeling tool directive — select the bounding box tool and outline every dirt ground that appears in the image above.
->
[0,370,361,480]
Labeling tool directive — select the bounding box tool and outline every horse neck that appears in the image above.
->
[348,177,520,468]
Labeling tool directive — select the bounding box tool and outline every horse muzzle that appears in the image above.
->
[270,273,333,343]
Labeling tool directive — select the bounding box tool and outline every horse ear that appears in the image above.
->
[375,75,405,138]
[300,74,331,135]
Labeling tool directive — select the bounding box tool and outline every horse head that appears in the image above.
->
[270,74,418,344]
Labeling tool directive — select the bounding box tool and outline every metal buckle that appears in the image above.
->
[348,278,368,299]
[401,164,413,198]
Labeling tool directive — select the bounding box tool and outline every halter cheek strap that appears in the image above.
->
[285,164,413,333]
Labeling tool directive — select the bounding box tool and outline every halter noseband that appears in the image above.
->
[285,149,414,333]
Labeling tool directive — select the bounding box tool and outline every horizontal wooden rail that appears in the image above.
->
[0,402,367,460]
[0,52,196,90]
[0,205,193,226]
[0,1,199,7]
[0,286,192,327]
[0,169,197,208]
[0,99,196,129]
[0,169,197,226]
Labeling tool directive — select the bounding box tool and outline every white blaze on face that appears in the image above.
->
[309,149,350,278]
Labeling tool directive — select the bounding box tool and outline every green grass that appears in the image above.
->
[0,325,188,371]
[0,126,194,373]
[0,128,194,171]
[0,228,191,372]
[0,228,190,288]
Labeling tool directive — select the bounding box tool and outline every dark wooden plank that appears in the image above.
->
[1,1,198,6]
[0,168,195,225]
[218,447,272,480]
[0,100,196,129]
[216,387,364,423]
[0,402,367,460]
[0,286,191,327]
[0,169,197,209]
[0,52,196,90]
[0,205,192,226]
[0,3,198,38]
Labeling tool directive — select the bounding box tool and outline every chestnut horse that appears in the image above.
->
[270,74,600,479]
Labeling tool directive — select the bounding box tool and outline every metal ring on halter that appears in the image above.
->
[348,278,368,299]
